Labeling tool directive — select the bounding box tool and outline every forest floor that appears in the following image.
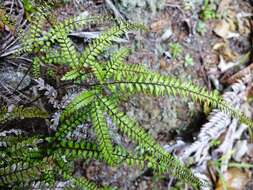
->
[0,0,253,189]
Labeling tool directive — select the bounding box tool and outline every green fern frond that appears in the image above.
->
[91,101,115,164]
[60,90,95,121]
[0,161,42,187]
[96,95,205,187]
[35,15,113,53]
[0,136,25,148]
[39,49,67,65]
[69,176,99,190]
[63,172,111,190]
[0,105,48,124]
[61,69,86,81]
[105,48,150,79]
[57,140,153,171]
[101,72,253,128]
[51,15,112,37]
[56,28,80,68]
[65,22,146,81]
[55,91,95,139]
[3,137,43,162]
[56,107,90,140]
[31,57,41,78]
[55,140,101,160]
[18,3,52,54]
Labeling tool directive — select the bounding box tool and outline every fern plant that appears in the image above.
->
[0,105,48,124]
[1,3,253,189]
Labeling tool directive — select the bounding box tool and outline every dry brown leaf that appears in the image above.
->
[217,0,232,14]
[0,20,4,31]
[214,20,230,39]
[150,19,168,33]
[213,20,239,39]
[225,63,253,84]
[215,168,250,190]
[159,57,168,70]
[213,42,237,62]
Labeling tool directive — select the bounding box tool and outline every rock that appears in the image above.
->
[233,140,248,162]
[160,29,173,41]
[0,69,31,90]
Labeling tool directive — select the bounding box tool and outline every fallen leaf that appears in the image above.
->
[215,168,250,190]
[213,20,239,39]
[0,20,4,31]
[236,12,252,35]
[150,19,168,33]
[217,0,232,14]
[214,20,230,39]
[159,57,168,70]
[213,42,237,61]
[218,55,237,72]
[213,42,226,51]
[225,61,253,84]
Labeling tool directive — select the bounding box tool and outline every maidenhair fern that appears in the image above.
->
[1,2,253,190]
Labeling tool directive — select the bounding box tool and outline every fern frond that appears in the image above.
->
[61,69,86,81]
[96,95,204,187]
[55,140,101,160]
[69,176,99,190]
[60,90,95,122]
[19,3,52,54]
[101,72,253,128]
[0,105,48,124]
[63,22,145,81]
[56,28,79,68]
[55,107,90,140]
[37,15,113,53]
[57,140,144,167]
[39,49,67,65]
[3,137,43,163]
[0,161,42,187]
[51,15,112,37]
[55,91,95,139]
[63,172,111,190]
[0,136,21,148]
[104,48,150,79]
[31,57,41,78]
[91,101,114,164]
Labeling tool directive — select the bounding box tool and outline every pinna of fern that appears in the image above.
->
[5,3,253,189]
[0,134,116,189]
[0,105,48,124]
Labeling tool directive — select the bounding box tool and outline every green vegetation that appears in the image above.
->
[0,105,48,124]
[184,54,194,66]
[0,8,14,31]
[196,21,207,35]
[22,0,35,14]
[210,138,221,148]
[1,2,253,190]
[169,42,183,59]
[199,0,216,21]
